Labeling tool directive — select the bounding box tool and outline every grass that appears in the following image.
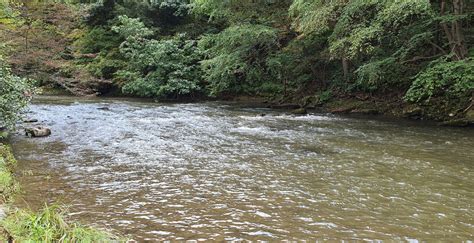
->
[0,144,18,200]
[0,143,121,242]
[1,205,117,242]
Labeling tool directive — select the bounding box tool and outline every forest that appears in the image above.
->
[0,0,473,128]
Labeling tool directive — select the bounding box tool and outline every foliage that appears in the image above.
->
[0,55,32,131]
[199,24,279,95]
[289,0,348,36]
[114,16,203,98]
[76,27,123,54]
[405,58,474,103]
[355,57,408,92]
[192,0,292,24]
[267,33,333,93]
[1,204,116,242]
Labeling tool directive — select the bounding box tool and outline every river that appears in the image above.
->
[10,96,474,241]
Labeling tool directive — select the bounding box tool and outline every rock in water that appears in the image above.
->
[23,118,39,123]
[439,119,469,127]
[25,127,51,137]
[291,108,308,115]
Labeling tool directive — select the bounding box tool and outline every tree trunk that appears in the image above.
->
[440,0,468,60]
[342,58,349,80]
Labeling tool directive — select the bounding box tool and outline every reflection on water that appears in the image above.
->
[11,96,474,241]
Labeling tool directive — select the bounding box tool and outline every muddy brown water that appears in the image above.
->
[10,96,474,241]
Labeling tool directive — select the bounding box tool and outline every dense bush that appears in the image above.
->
[113,16,203,98]
[405,58,474,103]
[0,55,32,131]
[76,27,123,54]
[199,24,279,96]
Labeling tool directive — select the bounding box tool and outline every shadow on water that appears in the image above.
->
[10,95,474,241]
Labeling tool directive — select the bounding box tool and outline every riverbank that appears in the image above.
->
[38,86,474,127]
[0,142,118,241]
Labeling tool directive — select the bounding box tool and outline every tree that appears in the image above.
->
[113,16,203,98]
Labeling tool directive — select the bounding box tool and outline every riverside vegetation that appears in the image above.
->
[0,0,472,124]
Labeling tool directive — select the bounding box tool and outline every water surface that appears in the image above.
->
[11,96,474,241]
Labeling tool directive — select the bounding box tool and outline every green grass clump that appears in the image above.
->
[2,204,117,242]
[0,144,18,198]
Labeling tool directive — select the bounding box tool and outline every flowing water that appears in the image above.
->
[10,96,474,241]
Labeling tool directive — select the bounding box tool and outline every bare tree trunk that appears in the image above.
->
[440,0,468,60]
[342,58,349,80]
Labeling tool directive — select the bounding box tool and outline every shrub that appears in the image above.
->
[405,58,474,103]
[355,57,408,92]
[113,16,203,98]
[0,55,32,131]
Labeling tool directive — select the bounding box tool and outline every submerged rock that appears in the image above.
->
[291,108,308,115]
[23,118,39,123]
[271,104,301,110]
[330,107,353,114]
[351,109,379,115]
[25,127,51,137]
[439,119,469,127]
[97,107,110,111]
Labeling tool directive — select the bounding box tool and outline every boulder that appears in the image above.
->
[25,127,51,137]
